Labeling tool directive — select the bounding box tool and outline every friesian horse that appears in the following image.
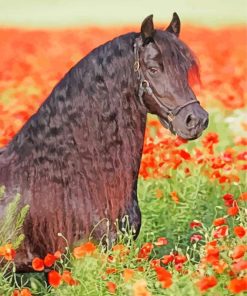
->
[0,13,208,271]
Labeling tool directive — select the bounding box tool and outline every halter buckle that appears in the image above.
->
[134,61,140,72]
[167,112,175,122]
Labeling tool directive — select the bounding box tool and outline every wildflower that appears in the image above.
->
[123,268,135,282]
[48,270,62,288]
[106,281,116,294]
[154,237,168,246]
[231,245,246,259]
[227,277,247,294]
[150,259,161,268]
[155,266,172,288]
[239,192,247,201]
[106,268,118,274]
[161,254,174,265]
[170,191,179,203]
[44,253,56,267]
[54,250,62,259]
[174,255,187,265]
[0,244,16,261]
[213,225,228,239]
[138,242,153,260]
[132,279,151,296]
[73,241,96,258]
[228,205,239,216]
[190,220,202,229]
[213,217,226,226]
[223,193,234,207]
[62,270,78,286]
[190,234,203,242]
[203,245,219,265]
[234,226,246,238]
[32,257,44,271]
[196,276,217,292]
[12,289,32,296]
[213,260,228,274]
[232,260,247,273]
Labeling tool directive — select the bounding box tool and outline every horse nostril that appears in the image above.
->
[202,117,209,129]
[185,114,197,128]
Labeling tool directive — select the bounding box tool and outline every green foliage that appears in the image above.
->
[0,187,29,248]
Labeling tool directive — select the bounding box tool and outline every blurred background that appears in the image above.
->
[0,0,247,28]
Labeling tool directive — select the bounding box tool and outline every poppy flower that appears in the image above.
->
[0,244,16,261]
[213,260,228,274]
[190,220,202,229]
[170,191,179,203]
[234,226,246,238]
[62,270,78,286]
[227,277,247,294]
[48,270,62,288]
[73,241,96,258]
[12,289,32,296]
[213,217,226,226]
[155,266,172,288]
[231,245,246,259]
[106,281,116,294]
[32,257,44,271]
[138,242,153,260]
[213,225,228,239]
[154,237,168,246]
[123,268,135,282]
[196,275,217,292]
[232,260,247,273]
[174,255,187,265]
[161,254,174,265]
[190,234,203,242]
[132,279,151,296]
[106,268,118,274]
[44,253,56,267]
[228,206,239,216]
[239,192,247,201]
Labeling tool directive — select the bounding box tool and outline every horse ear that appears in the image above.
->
[166,12,180,37]
[141,14,155,44]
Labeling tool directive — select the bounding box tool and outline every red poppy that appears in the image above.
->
[32,257,44,271]
[190,234,203,242]
[196,275,217,292]
[73,241,96,258]
[12,289,32,296]
[239,192,247,201]
[106,268,118,274]
[0,244,16,261]
[138,242,153,260]
[154,237,168,246]
[161,254,174,265]
[232,260,247,274]
[174,255,187,265]
[106,281,117,294]
[213,225,228,239]
[227,206,239,216]
[231,245,246,259]
[62,270,78,286]
[44,253,56,267]
[213,217,226,226]
[170,191,179,203]
[234,226,246,238]
[190,220,202,229]
[123,268,135,282]
[48,270,62,288]
[227,277,247,294]
[155,266,172,288]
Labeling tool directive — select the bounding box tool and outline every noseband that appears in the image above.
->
[133,40,199,126]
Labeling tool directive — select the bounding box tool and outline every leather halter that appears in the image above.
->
[133,40,200,126]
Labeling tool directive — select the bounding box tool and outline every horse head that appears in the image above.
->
[134,13,208,140]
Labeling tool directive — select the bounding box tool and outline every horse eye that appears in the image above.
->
[149,67,159,74]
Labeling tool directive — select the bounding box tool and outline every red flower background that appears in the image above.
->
[0,26,246,147]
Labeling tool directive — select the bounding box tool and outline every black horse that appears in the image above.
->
[0,13,208,271]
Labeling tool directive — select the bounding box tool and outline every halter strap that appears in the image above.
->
[133,40,199,124]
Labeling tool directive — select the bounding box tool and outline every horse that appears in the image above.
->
[0,13,208,271]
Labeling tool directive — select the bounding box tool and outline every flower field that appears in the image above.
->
[0,25,247,295]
